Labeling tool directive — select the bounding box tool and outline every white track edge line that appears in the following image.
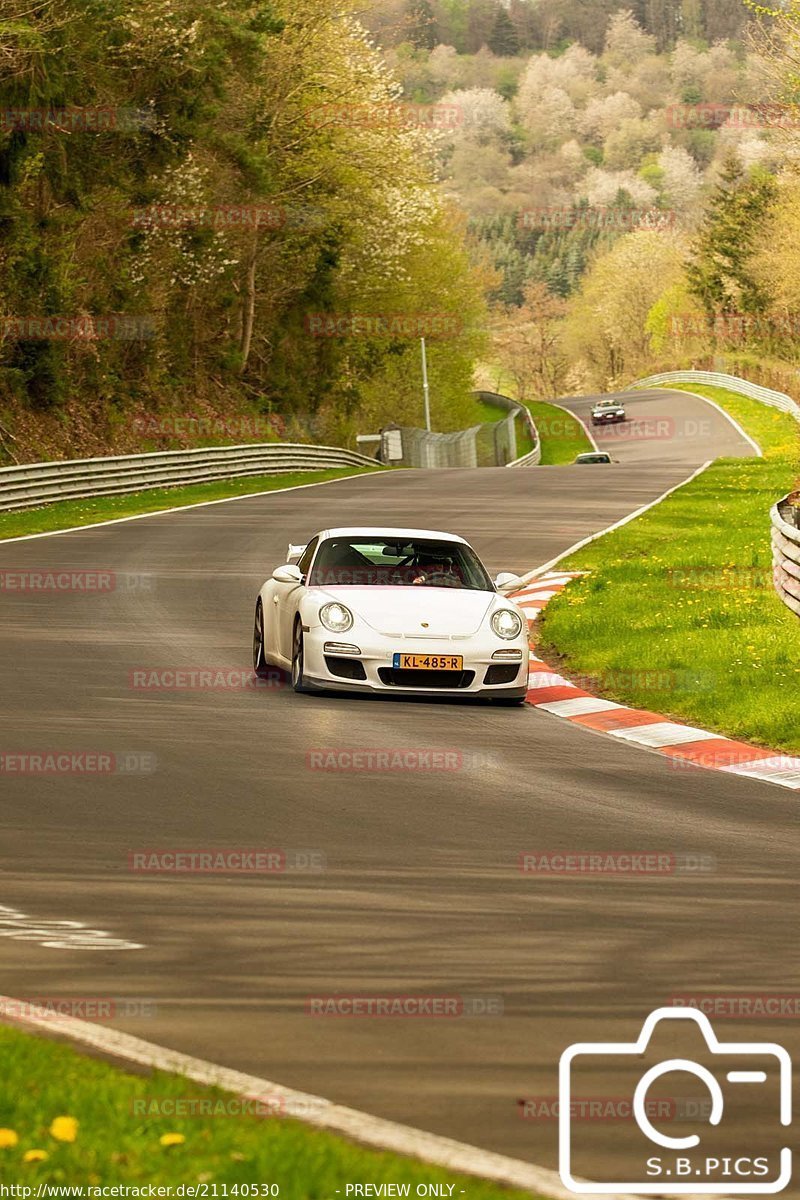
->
[546,401,600,453]
[0,997,631,1200]
[644,386,763,458]
[519,460,713,583]
[0,470,382,545]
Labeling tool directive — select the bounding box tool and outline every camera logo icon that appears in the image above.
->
[559,1007,791,1193]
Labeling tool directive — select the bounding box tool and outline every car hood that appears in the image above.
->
[310,586,498,637]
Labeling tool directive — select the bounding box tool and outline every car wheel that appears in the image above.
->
[253,599,270,678]
[291,620,309,694]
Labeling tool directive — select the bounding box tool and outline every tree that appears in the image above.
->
[488,6,520,56]
[686,156,778,318]
[493,282,568,399]
[406,0,437,48]
[565,228,687,385]
[603,9,656,68]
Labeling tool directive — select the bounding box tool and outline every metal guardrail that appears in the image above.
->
[0,443,380,513]
[633,369,800,619]
[772,497,800,619]
[389,392,541,469]
[473,391,542,467]
[631,370,800,421]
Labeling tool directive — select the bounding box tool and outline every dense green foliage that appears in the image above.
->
[0,0,487,461]
[373,0,751,55]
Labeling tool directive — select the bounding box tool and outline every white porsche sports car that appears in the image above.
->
[252,527,530,702]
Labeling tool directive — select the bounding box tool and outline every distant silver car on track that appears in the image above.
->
[252,526,529,702]
[591,399,626,425]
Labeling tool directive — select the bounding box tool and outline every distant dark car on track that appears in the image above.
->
[591,399,626,425]
[574,451,615,464]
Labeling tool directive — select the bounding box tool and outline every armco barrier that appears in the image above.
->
[0,443,379,513]
[472,391,542,467]
[390,392,541,469]
[631,369,800,421]
[772,497,800,619]
[633,369,800,620]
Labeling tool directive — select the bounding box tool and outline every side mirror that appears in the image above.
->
[272,564,303,584]
[495,571,522,590]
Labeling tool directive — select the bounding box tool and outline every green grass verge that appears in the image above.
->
[525,401,593,465]
[0,1026,534,1195]
[472,397,533,458]
[0,467,382,542]
[538,383,800,752]
[473,390,591,465]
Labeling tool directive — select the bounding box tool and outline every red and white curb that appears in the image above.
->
[512,572,800,792]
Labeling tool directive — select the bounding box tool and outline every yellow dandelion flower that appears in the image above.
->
[160,1133,185,1148]
[49,1116,78,1143]
[23,1150,48,1163]
[0,1130,18,1149]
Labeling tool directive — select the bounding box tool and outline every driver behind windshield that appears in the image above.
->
[308,538,492,590]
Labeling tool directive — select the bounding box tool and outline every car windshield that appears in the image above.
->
[308,537,493,590]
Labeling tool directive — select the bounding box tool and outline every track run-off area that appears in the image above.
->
[0,387,792,1182]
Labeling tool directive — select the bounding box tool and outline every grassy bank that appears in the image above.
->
[0,467,381,542]
[527,401,593,465]
[0,1025,533,1195]
[473,373,592,464]
[538,384,800,752]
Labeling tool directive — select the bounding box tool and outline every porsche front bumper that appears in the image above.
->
[301,632,529,700]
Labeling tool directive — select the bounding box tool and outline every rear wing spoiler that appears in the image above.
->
[287,543,307,563]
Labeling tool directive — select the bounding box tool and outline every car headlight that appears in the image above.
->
[491,608,523,640]
[319,602,354,633]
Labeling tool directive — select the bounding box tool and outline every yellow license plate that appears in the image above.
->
[393,653,463,670]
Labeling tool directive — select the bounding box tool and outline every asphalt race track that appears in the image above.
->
[0,387,794,1182]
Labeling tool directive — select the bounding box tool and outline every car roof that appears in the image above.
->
[315,527,468,544]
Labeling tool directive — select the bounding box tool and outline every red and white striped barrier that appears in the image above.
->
[513,572,800,792]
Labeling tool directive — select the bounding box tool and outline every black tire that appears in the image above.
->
[291,620,309,694]
[253,599,269,678]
